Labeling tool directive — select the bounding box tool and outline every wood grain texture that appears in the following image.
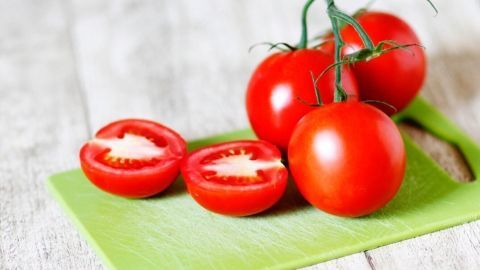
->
[2,0,480,269]
[0,0,102,269]
[399,122,473,182]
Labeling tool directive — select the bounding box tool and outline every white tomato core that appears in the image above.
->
[92,134,165,160]
[203,152,282,177]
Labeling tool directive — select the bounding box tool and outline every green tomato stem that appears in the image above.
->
[298,0,316,49]
[330,9,374,50]
[325,0,377,102]
[326,0,347,102]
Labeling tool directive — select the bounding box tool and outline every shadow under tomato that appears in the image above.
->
[248,178,311,218]
[361,137,463,219]
[146,176,187,200]
[146,176,311,218]
[143,135,464,219]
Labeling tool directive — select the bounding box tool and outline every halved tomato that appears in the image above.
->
[181,140,288,216]
[80,119,187,198]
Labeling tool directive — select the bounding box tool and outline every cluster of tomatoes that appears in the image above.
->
[79,10,425,218]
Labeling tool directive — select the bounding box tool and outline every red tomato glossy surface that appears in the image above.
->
[80,119,187,198]
[181,140,288,216]
[246,49,359,152]
[341,11,426,114]
[288,102,406,217]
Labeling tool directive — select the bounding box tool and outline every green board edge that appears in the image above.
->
[46,97,480,269]
[46,178,119,270]
[394,97,480,180]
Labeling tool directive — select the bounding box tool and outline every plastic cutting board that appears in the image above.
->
[47,98,480,270]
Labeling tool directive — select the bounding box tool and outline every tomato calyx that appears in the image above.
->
[248,0,317,53]
[362,99,398,115]
[321,0,434,104]
[248,42,298,53]
[325,0,371,103]
[320,41,425,78]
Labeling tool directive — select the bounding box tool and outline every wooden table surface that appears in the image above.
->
[1,0,480,269]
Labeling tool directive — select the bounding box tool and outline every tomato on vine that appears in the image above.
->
[285,0,410,217]
[246,50,358,152]
[340,11,426,114]
[288,102,406,217]
[246,0,359,152]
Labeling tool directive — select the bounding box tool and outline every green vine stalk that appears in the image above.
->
[325,0,376,102]
[299,0,316,49]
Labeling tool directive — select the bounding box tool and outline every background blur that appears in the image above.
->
[2,0,479,139]
[1,0,480,269]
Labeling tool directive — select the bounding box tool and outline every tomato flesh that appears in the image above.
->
[288,102,406,217]
[181,140,288,216]
[246,49,359,152]
[80,119,187,198]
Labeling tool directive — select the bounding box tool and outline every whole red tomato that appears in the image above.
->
[288,101,406,217]
[246,49,359,152]
[341,11,426,114]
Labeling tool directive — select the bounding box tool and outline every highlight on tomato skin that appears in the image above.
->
[246,48,359,152]
[340,11,426,114]
[180,140,288,217]
[79,119,187,198]
[287,101,406,217]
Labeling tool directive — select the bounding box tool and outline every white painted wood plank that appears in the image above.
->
[69,0,372,268]
[333,4,474,268]
[69,0,331,139]
[347,1,480,269]
[1,0,479,269]
[0,0,101,269]
[303,253,372,270]
[69,0,480,269]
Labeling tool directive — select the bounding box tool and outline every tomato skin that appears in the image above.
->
[341,11,426,114]
[186,179,287,217]
[80,119,187,198]
[181,140,288,216]
[288,102,406,217]
[246,49,359,152]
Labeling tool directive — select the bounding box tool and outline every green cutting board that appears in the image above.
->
[47,98,480,270]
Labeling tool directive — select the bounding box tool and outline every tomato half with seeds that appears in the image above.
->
[181,140,288,216]
[80,119,187,198]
